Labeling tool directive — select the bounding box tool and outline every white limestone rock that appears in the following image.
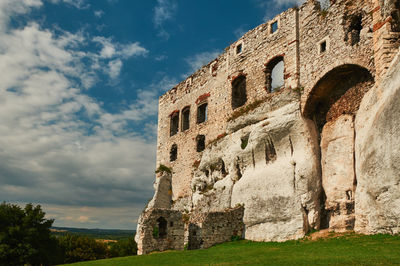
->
[354,50,400,234]
[192,92,322,242]
[321,115,356,232]
[146,171,172,210]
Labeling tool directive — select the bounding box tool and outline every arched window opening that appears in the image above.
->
[231,75,247,109]
[265,57,284,93]
[181,107,190,131]
[157,217,167,239]
[196,135,205,152]
[197,103,208,124]
[170,112,179,136]
[170,144,177,162]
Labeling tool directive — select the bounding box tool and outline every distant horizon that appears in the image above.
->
[51,225,135,231]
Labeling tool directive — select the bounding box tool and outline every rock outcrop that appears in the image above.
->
[354,50,400,234]
[190,90,322,241]
[321,115,356,232]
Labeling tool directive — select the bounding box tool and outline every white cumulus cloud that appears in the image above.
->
[0,0,157,228]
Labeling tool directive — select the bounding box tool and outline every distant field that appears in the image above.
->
[69,233,400,265]
[51,227,135,240]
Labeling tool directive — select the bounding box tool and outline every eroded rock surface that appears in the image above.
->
[354,51,400,234]
[321,115,356,232]
[146,171,172,210]
[191,91,322,241]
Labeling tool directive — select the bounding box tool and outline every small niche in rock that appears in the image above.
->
[236,163,242,180]
[241,134,250,150]
[220,159,227,176]
[265,137,277,164]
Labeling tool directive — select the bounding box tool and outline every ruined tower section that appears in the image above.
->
[136,0,400,255]
[156,8,299,206]
[299,0,376,232]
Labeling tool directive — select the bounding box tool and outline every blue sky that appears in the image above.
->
[0,0,306,229]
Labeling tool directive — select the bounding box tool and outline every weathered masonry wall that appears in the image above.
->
[299,0,375,110]
[136,0,400,255]
[135,209,185,255]
[157,7,299,201]
[135,206,244,255]
[187,206,245,250]
[156,0,400,203]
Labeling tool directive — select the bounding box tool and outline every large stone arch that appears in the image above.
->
[301,60,374,113]
[303,64,374,231]
[303,64,374,130]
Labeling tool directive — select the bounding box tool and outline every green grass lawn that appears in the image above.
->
[69,234,400,265]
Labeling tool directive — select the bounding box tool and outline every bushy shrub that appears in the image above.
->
[108,236,137,257]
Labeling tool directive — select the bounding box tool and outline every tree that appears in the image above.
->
[109,236,137,257]
[0,202,62,265]
[57,234,109,263]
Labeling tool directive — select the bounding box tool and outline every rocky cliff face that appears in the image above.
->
[354,50,400,234]
[185,90,322,241]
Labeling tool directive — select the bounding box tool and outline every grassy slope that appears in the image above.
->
[70,234,400,265]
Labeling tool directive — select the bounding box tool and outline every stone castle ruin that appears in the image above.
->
[135,0,400,255]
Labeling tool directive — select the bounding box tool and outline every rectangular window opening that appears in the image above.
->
[181,107,190,131]
[271,21,278,33]
[236,43,242,54]
[320,41,327,53]
[197,103,207,124]
[170,113,179,136]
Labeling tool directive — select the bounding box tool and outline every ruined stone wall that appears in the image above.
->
[136,0,400,255]
[135,209,185,255]
[299,0,375,111]
[156,8,299,202]
[187,206,244,250]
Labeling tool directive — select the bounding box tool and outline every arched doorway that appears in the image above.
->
[304,64,374,231]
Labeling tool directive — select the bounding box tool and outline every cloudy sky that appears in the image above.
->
[1,0,309,229]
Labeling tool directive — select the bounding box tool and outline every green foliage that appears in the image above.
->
[240,135,249,150]
[152,226,159,239]
[227,99,264,122]
[207,133,227,147]
[230,235,241,241]
[108,237,137,258]
[58,234,109,263]
[320,9,329,17]
[51,227,135,241]
[0,202,62,265]
[155,164,172,174]
[70,234,400,265]
[293,86,304,94]
[182,213,190,223]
